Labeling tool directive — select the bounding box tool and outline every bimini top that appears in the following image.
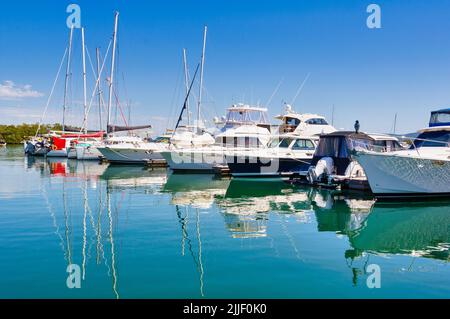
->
[429,108,450,127]
[319,131,375,141]
[224,103,269,126]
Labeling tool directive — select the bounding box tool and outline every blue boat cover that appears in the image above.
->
[429,108,450,127]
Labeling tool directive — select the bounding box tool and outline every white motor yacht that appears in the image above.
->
[353,109,450,198]
[161,104,272,172]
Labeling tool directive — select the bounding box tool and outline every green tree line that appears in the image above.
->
[0,123,63,144]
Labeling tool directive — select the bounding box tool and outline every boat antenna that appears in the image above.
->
[393,113,397,134]
[81,27,88,134]
[174,63,201,133]
[290,72,311,107]
[62,25,74,134]
[183,48,191,126]
[107,11,119,133]
[265,77,284,107]
[331,104,335,126]
[197,25,207,133]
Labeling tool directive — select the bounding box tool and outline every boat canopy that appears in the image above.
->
[107,124,152,133]
[312,132,375,175]
[429,108,450,127]
[224,104,269,126]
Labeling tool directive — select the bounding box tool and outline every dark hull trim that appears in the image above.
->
[375,192,450,201]
[228,156,312,178]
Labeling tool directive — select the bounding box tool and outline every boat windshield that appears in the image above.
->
[292,139,315,150]
[429,110,450,127]
[226,109,268,125]
[411,131,450,148]
[268,137,294,148]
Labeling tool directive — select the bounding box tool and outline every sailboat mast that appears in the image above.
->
[81,27,87,134]
[96,48,103,131]
[107,11,119,132]
[197,26,207,132]
[183,48,190,126]
[62,26,74,134]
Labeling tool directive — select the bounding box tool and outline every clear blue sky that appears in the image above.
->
[1,0,450,134]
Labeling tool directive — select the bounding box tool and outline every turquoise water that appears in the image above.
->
[0,145,449,298]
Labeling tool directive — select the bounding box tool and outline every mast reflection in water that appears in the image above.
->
[0,146,449,298]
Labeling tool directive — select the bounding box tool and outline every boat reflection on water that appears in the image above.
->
[26,155,109,180]
[38,159,121,298]
[162,174,231,297]
[100,165,167,193]
[21,149,450,297]
[345,201,450,261]
[217,180,315,239]
[162,173,230,209]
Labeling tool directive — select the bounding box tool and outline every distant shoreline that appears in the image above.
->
[0,123,63,145]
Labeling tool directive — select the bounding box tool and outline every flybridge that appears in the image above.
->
[429,108,450,127]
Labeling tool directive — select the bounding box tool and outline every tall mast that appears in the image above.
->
[81,27,87,134]
[107,11,119,132]
[96,47,103,131]
[197,26,207,132]
[182,48,190,126]
[62,26,74,133]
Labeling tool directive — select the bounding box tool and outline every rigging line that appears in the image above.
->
[107,190,120,299]
[265,78,284,107]
[173,63,201,133]
[35,47,68,137]
[85,45,98,83]
[82,179,88,280]
[112,87,129,127]
[290,72,311,107]
[196,209,205,297]
[167,57,184,131]
[77,39,112,136]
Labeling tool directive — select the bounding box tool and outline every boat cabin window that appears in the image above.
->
[305,118,329,125]
[269,138,281,148]
[373,139,403,152]
[220,136,262,148]
[291,139,315,151]
[285,117,300,126]
[268,137,294,148]
[411,131,450,148]
[279,138,294,148]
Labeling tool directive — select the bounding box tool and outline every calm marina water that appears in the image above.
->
[0,145,449,298]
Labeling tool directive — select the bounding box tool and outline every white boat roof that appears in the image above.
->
[274,112,327,121]
[367,133,399,141]
[227,103,268,112]
[418,125,450,133]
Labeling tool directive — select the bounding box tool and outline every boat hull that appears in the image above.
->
[46,149,68,157]
[227,155,312,177]
[161,150,226,172]
[354,151,450,198]
[98,147,164,164]
[76,145,102,160]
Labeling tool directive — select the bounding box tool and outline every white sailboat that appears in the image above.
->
[353,109,450,198]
